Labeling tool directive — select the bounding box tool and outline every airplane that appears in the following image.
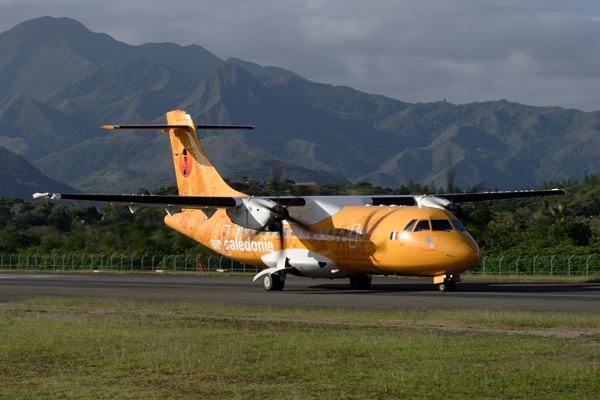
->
[34,110,566,292]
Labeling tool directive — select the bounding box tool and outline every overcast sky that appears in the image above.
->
[2,0,600,111]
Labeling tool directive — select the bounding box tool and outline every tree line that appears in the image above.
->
[3,173,600,257]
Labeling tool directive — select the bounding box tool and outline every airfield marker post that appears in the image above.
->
[174,255,178,271]
[141,254,147,271]
[152,255,157,270]
[499,256,504,276]
[185,255,190,271]
[53,254,58,270]
[533,255,538,275]
[516,256,521,275]
[586,255,592,276]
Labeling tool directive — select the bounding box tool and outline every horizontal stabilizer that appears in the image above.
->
[101,124,254,130]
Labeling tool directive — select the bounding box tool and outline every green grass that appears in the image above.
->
[0,298,598,399]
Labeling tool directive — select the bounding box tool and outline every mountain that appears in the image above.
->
[1,16,600,197]
[0,146,78,199]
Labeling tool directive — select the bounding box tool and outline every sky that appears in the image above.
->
[2,0,600,111]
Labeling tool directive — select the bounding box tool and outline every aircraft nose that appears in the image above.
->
[454,240,480,268]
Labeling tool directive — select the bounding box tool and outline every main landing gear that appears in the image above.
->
[263,271,286,291]
[437,274,460,292]
[349,274,372,290]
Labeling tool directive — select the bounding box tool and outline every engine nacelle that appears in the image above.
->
[415,195,462,215]
[226,197,282,230]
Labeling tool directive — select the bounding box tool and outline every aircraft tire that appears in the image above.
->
[264,273,285,291]
[350,274,372,290]
[438,283,448,292]
[263,274,277,291]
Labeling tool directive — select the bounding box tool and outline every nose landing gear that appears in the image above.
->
[435,274,460,292]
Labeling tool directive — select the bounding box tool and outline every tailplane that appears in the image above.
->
[102,110,253,197]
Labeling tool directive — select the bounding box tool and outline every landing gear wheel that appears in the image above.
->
[438,282,448,292]
[448,281,457,292]
[350,274,372,290]
[263,273,285,291]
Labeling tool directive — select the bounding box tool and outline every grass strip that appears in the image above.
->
[0,298,598,399]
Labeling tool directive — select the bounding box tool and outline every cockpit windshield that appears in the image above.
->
[431,219,453,231]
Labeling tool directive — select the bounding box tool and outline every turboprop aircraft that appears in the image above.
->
[34,110,566,292]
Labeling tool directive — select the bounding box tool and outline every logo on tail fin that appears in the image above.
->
[179,149,193,178]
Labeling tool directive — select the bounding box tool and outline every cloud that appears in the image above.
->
[1,0,600,110]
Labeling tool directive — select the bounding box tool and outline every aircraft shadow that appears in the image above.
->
[307,280,600,294]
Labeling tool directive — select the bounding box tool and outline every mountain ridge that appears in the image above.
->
[0,16,599,197]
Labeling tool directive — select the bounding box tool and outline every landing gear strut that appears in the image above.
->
[263,272,286,291]
[349,274,372,290]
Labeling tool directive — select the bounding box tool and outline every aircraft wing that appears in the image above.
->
[32,192,240,211]
[371,188,567,206]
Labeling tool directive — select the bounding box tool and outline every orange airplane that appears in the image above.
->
[34,110,566,292]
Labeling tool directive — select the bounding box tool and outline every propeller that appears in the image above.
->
[256,161,307,252]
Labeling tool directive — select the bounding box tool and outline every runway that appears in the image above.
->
[0,273,599,313]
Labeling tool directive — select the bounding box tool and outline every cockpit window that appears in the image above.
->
[403,219,417,232]
[414,219,431,232]
[431,219,454,231]
[451,219,466,231]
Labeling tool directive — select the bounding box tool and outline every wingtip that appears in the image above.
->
[101,125,117,130]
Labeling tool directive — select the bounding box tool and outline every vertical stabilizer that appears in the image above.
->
[166,110,245,197]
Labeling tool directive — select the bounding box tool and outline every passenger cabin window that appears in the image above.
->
[248,229,253,235]
[321,229,326,238]
[242,228,247,235]
[235,226,240,235]
[350,230,357,239]
[414,219,431,232]
[291,227,296,237]
[431,219,454,231]
[314,228,320,237]
[335,229,341,240]
[298,228,304,238]
[451,219,466,231]
[305,229,310,238]
[359,230,365,240]
[343,229,349,239]
[404,219,417,232]
[283,227,288,237]
[328,229,334,239]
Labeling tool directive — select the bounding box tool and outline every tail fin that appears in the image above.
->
[166,110,247,197]
[103,110,251,197]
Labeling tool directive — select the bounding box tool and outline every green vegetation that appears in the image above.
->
[0,186,214,258]
[4,172,600,259]
[0,297,598,399]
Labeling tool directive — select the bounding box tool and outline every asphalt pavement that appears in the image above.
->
[0,273,599,313]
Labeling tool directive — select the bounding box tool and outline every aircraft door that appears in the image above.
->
[349,223,361,248]
[220,224,232,256]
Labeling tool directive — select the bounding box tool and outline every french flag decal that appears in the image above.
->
[390,231,400,240]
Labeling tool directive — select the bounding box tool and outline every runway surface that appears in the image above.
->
[0,273,599,313]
